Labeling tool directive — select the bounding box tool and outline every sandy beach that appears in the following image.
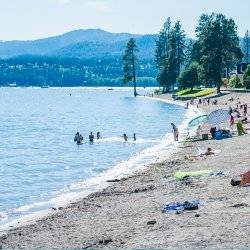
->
[1,91,250,249]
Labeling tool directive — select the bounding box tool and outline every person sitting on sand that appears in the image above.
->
[171,123,179,141]
[89,132,94,142]
[203,147,215,156]
[123,133,128,142]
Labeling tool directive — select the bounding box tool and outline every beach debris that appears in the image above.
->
[133,185,155,193]
[107,179,121,183]
[147,220,156,225]
[230,203,248,208]
[195,213,200,217]
[162,200,203,213]
[98,238,113,245]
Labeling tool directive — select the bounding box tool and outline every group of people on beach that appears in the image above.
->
[74,132,137,144]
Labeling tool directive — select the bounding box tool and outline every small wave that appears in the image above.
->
[13,201,52,213]
[0,212,8,222]
[96,137,159,144]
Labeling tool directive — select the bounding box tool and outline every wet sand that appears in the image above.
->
[0,91,250,249]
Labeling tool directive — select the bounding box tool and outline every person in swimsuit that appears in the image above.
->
[171,123,179,141]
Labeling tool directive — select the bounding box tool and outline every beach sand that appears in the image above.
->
[0,91,250,249]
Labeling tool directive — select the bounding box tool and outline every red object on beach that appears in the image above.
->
[240,171,250,186]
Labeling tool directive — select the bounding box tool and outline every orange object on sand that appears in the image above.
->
[240,171,250,186]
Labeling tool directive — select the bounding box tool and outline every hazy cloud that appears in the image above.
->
[86,0,111,12]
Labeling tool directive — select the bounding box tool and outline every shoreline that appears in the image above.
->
[1,92,250,249]
[0,95,196,233]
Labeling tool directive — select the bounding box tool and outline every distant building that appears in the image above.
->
[237,63,250,74]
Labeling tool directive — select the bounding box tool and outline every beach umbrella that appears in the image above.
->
[207,109,229,125]
[188,115,208,128]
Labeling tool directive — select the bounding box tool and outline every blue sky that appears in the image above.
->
[0,0,249,40]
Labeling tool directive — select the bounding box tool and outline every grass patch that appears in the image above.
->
[177,88,215,98]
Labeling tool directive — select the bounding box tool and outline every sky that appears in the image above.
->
[0,0,249,41]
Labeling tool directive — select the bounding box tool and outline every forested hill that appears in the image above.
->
[0,29,156,59]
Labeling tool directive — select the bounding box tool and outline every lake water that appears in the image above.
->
[0,87,189,226]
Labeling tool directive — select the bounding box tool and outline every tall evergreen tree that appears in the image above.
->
[243,30,250,63]
[195,13,243,93]
[155,18,171,92]
[169,21,186,84]
[122,38,139,97]
[155,19,186,92]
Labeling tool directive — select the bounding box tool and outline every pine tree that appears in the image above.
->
[155,19,186,92]
[169,21,186,83]
[243,30,250,63]
[122,38,139,97]
[195,13,243,93]
[155,18,171,92]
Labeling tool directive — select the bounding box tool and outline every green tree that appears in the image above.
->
[195,13,243,93]
[122,38,139,96]
[168,21,186,90]
[178,62,200,90]
[155,18,171,92]
[243,30,250,63]
[243,65,250,89]
[155,19,186,92]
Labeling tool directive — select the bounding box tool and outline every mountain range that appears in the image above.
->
[0,29,157,59]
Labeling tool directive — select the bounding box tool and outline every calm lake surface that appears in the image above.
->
[0,87,186,225]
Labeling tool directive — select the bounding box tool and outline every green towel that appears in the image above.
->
[175,170,212,180]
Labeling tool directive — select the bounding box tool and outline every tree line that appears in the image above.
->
[0,55,157,87]
[123,13,249,95]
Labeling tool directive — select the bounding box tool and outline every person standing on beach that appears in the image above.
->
[229,114,235,131]
[171,123,179,141]
[243,104,248,116]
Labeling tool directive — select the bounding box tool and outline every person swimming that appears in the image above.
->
[133,133,136,141]
[123,133,128,142]
[89,132,94,142]
[97,132,101,139]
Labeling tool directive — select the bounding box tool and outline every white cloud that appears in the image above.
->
[56,0,71,4]
[86,0,111,12]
